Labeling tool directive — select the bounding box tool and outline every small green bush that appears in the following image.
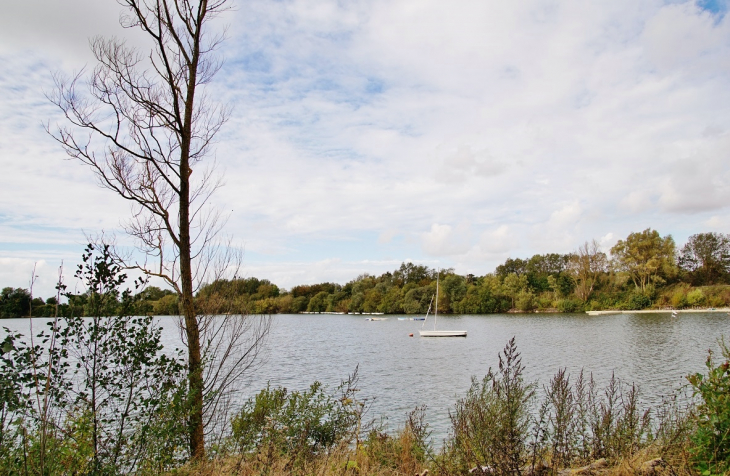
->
[361,405,431,473]
[672,290,689,308]
[556,299,583,313]
[0,244,187,475]
[444,338,535,474]
[230,371,363,467]
[686,289,706,307]
[515,291,537,312]
[536,295,553,310]
[626,291,652,310]
[688,339,730,476]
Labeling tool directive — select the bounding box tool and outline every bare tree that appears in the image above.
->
[47,0,266,459]
[568,240,608,302]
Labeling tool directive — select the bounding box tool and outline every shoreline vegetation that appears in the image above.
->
[5,318,727,475]
[4,229,730,319]
[1,238,729,475]
[169,338,730,476]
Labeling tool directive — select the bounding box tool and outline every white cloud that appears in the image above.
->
[0,0,148,66]
[421,223,473,256]
[0,258,70,300]
[526,201,584,252]
[705,215,726,229]
[642,2,730,76]
[434,145,506,184]
[3,0,730,290]
[620,191,655,213]
[478,225,517,254]
[599,232,616,251]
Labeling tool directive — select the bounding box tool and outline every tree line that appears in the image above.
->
[3,229,729,319]
[192,229,730,314]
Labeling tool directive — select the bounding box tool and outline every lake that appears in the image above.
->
[2,311,728,442]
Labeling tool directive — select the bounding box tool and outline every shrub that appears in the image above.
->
[515,291,537,312]
[0,244,187,474]
[444,338,535,474]
[439,339,657,476]
[360,405,431,474]
[687,338,730,476]
[686,289,706,307]
[536,295,553,310]
[672,290,689,309]
[587,300,603,311]
[230,370,363,469]
[557,299,583,313]
[626,291,652,310]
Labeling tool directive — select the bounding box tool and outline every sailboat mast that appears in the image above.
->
[434,269,439,331]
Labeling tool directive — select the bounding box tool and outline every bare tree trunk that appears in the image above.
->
[179,173,205,457]
[180,25,205,454]
[46,0,264,460]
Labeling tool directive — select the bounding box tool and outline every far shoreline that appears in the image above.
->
[586,307,730,315]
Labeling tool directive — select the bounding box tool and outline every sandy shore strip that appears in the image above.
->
[586,308,730,315]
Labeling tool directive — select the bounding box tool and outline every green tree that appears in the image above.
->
[568,240,608,302]
[441,274,467,313]
[363,289,383,313]
[502,273,528,309]
[525,253,570,293]
[496,258,528,278]
[610,229,676,293]
[393,262,432,286]
[0,287,31,318]
[515,290,537,312]
[154,294,181,315]
[307,291,330,313]
[378,287,403,314]
[679,232,730,285]
[402,287,433,314]
[349,292,365,313]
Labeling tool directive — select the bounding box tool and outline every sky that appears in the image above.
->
[2,0,730,298]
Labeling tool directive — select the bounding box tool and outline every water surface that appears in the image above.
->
[3,312,727,441]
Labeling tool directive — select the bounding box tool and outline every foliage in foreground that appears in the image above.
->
[171,339,720,476]
[0,245,188,475]
[688,338,730,476]
[436,338,699,475]
[229,372,364,469]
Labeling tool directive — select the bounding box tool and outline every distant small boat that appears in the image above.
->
[365,317,388,321]
[420,330,468,337]
[419,270,467,338]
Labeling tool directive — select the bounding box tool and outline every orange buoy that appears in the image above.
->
[409,333,414,337]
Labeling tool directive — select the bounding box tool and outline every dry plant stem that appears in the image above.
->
[39,265,64,473]
[26,263,48,474]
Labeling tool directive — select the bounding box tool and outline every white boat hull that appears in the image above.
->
[419,330,467,337]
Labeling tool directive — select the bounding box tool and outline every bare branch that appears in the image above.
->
[47,0,263,460]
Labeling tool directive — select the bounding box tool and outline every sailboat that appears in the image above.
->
[419,270,467,338]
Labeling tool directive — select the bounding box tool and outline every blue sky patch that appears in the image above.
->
[697,0,728,16]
